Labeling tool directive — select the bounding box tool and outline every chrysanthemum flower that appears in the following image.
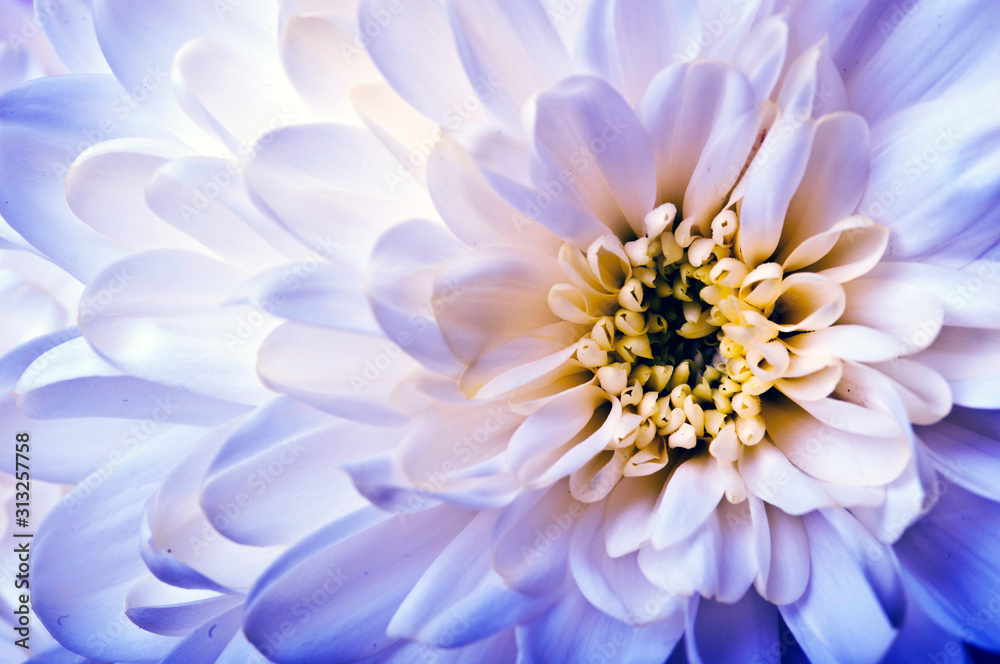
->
[2,1,1000,663]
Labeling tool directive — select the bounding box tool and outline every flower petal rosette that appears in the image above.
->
[0,1,999,664]
[236,2,1000,663]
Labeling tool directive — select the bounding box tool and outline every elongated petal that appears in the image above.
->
[491,479,581,596]
[839,0,1000,126]
[515,589,681,664]
[571,503,686,625]
[257,322,421,425]
[533,76,657,238]
[764,395,910,487]
[359,0,480,126]
[749,498,810,605]
[638,62,757,223]
[33,428,199,660]
[783,113,870,246]
[649,455,725,549]
[581,0,700,104]
[640,499,756,603]
[79,249,276,405]
[448,0,570,130]
[245,123,435,269]
[0,75,173,280]
[433,245,562,364]
[778,512,898,664]
[858,92,1000,267]
[921,408,1000,503]
[92,0,275,147]
[508,385,620,488]
[244,505,475,663]
[896,483,1000,651]
[389,511,550,647]
[368,219,467,376]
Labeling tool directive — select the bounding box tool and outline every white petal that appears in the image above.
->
[449,0,571,130]
[158,606,243,664]
[604,475,661,558]
[914,326,1000,382]
[36,0,111,74]
[867,261,1000,329]
[344,451,442,516]
[368,219,467,377]
[733,16,788,103]
[244,505,475,663]
[397,400,521,493]
[281,14,380,123]
[244,123,435,270]
[32,428,198,660]
[359,0,481,126]
[780,216,888,283]
[587,0,701,105]
[201,399,389,546]
[491,479,581,596]
[772,272,846,333]
[66,139,203,254]
[0,75,172,281]
[571,503,686,625]
[146,155,306,270]
[638,62,757,225]
[783,113,870,246]
[257,322,422,425]
[785,325,908,363]
[840,1,1000,127]
[649,455,725,549]
[838,277,944,353]
[821,508,906,626]
[516,589,681,664]
[389,510,549,647]
[791,1,868,59]
[858,93,1000,267]
[466,126,612,248]
[764,395,910,486]
[93,0,275,149]
[79,250,276,405]
[508,384,621,488]
[432,246,562,364]
[532,76,657,238]
[235,260,381,334]
[736,115,815,267]
[868,358,952,425]
[749,498,810,605]
[428,138,562,252]
[15,335,248,424]
[349,81,444,189]
[738,437,885,514]
[146,423,284,590]
[778,511,898,664]
[172,37,314,154]
[460,322,580,399]
[850,441,938,544]
[640,499,756,603]
[921,407,1000,503]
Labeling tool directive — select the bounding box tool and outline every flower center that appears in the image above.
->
[549,203,796,501]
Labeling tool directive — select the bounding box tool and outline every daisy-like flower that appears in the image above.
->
[236,2,1000,663]
[1,1,1000,664]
